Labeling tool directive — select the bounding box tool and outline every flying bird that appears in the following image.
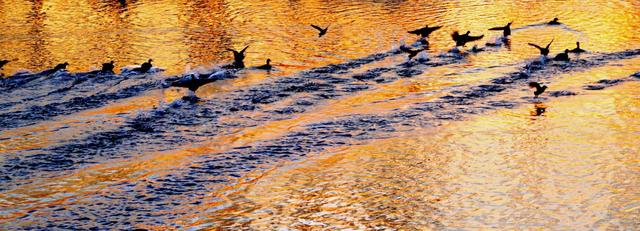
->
[529,82,548,98]
[408,25,442,38]
[527,39,554,56]
[401,47,425,59]
[311,24,329,37]
[488,22,512,37]
[451,31,484,47]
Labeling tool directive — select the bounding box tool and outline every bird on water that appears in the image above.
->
[226,46,249,69]
[256,59,272,70]
[548,18,561,25]
[132,59,153,73]
[102,61,115,74]
[528,39,554,56]
[0,59,10,70]
[488,22,512,37]
[553,49,570,62]
[311,24,329,37]
[569,42,586,53]
[529,82,547,98]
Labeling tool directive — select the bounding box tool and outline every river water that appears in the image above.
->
[0,0,639,230]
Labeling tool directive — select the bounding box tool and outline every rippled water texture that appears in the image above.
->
[1,0,639,230]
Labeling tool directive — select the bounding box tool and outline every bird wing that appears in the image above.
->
[311,24,324,32]
[240,46,249,54]
[545,39,554,49]
[528,43,543,50]
[428,26,442,31]
[408,29,421,34]
[488,26,505,31]
[466,34,484,42]
[226,48,239,55]
[451,31,460,40]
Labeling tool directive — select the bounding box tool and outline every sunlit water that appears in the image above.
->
[0,0,639,230]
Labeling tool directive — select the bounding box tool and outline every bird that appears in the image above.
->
[488,22,512,37]
[553,49,570,61]
[53,62,69,72]
[132,59,153,73]
[0,59,10,70]
[528,39,554,56]
[170,76,219,93]
[569,42,586,53]
[548,18,561,25]
[39,62,69,75]
[408,25,442,38]
[256,59,272,70]
[101,61,115,73]
[226,46,249,69]
[529,82,548,98]
[311,24,329,37]
[451,31,484,47]
[471,45,485,53]
[400,46,425,59]
[170,70,233,100]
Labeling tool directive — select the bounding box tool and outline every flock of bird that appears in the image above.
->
[0,17,587,100]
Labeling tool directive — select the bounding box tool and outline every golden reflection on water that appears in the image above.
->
[0,0,638,75]
[199,81,640,230]
[0,0,640,229]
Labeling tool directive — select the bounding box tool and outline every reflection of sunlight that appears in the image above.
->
[0,0,639,229]
[201,81,640,229]
[1,0,638,75]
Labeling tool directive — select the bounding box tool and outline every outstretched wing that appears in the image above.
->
[311,24,324,32]
[451,31,461,40]
[239,46,249,54]
[427,26,442,32]
[467,34,484,42]
[545,39,554,49]
[528,43,543,50]
[408,28,422,35]
[488,26,504,31]
[226,48,239,55]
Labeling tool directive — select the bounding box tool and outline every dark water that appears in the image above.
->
[0,0,639,230]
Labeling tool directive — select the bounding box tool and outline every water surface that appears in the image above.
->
[0,0,639,229]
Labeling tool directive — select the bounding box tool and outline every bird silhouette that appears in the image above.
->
[553,49,570,61]
[132,59,153,73]
[171,76,219,93]
[548,18,561,25]
[0,59,10,70]
[408,25,442,38]
[311,24,329,37]
[471,45,485,53]
[226,46,249,68]
[102,61,115,73]
[528,39,554,56]
[488,22,512,37]
[451,31,484,47]
[401,47,425,59]
[569,42,586,53]
[53,62,69,72]
[39,62,69,75]
[529,82,548,98]
[257,59,272,70]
